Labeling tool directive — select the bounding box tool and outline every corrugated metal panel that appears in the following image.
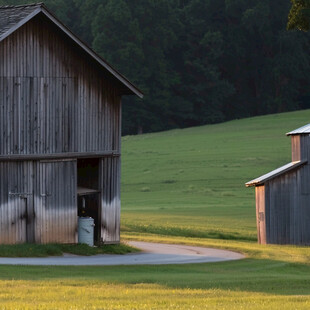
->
[99,157,120,243]
[0,161,33,244]
[287,124,310,136]
[35,159,77,243]
[265,170,301,245]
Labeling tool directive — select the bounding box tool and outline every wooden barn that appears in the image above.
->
[246,124,310,245]
[0,3,143,244]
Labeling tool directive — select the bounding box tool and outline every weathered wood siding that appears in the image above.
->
[267,171,300,244]
[0,161,33,244]
[99,157,121,243]
[35,159,77,243]
[0,15,122,244]
[261,167,310,245]
[0,16,121,156]
[0,160,77,244]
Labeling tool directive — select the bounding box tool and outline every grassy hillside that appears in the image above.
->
[121,110,310,241]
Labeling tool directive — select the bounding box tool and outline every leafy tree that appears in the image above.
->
[0,0,309,134]
[288,0,310,31]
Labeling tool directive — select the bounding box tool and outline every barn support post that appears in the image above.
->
[255,185,266,244]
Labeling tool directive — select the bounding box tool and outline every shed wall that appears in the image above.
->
[265,170,304,244]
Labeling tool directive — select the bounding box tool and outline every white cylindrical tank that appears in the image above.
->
[78,217,95,246]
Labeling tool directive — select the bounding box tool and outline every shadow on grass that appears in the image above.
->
[0,258,309,296]
[122,224,257,242]
[0,243,139,257]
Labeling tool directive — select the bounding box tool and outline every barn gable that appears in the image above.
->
[0,3,143,97]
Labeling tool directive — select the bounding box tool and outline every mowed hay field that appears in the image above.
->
[121,110,309,241]
[1,110,310,309]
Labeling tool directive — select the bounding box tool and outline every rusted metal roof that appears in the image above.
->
[287,124,310,136]
[0,3,143,98]
[245,160,307,187]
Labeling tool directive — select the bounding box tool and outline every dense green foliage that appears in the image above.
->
[288,0,310,30]
[1,0,309,134]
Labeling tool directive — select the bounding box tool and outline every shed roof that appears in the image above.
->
[0,3,143,98]
[286,124,310,136]
[245,160,307,187]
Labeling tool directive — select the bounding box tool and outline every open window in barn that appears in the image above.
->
[77,158,101,244]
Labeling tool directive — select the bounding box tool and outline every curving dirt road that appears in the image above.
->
[0,241,245,266]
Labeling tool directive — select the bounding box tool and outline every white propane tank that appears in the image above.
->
[78,217,95,246]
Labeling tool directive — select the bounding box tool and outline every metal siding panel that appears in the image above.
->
[99,157,120,244]
[38,160,77,243]
[0,162,35,244]
[0,22,121,156]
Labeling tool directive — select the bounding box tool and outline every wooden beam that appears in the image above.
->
[0,151,120,162]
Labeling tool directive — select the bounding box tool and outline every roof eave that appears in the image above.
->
[245,160,307,187]
[286,124,310,136]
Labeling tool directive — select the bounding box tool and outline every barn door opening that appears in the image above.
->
[77,158,101,244]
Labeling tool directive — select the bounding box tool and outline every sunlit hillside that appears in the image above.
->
[121,110,310,241]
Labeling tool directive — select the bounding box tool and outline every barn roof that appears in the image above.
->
[0,3,143,98]
[287,124,310,136]
[245,160,307,187]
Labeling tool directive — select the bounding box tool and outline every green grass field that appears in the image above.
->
[121,110,309,241]
[1,110,310,309]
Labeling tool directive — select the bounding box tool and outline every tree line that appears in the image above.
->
[2,0,310,135]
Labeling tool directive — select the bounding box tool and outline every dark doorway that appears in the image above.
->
[77,158,99,190]
[77,158,101,244]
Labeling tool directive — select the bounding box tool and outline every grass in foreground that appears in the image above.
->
[0,242,139,257]
[0,235,309,309]
[1,111,310,309]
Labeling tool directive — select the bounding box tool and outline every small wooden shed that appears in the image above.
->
[246,124,310,245]
[0,3,143,244]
